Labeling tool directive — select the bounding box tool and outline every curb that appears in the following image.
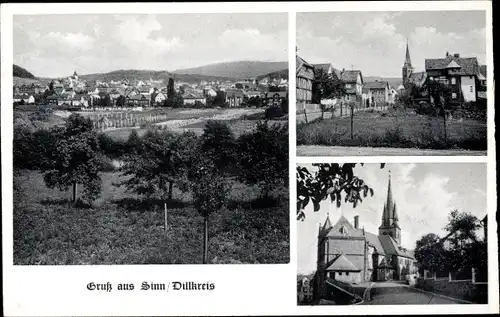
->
[407,286,475,304]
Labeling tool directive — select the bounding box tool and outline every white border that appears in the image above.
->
[1,1,497,316]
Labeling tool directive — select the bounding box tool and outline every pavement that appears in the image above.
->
[362,282,469,305]
[297,145,487,156]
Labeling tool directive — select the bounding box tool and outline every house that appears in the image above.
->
[154,92,167,105]
[13,93,34,104]
[425,52,481,102]
[183,93,207,106]
[315,173,417,295]
[225,89,245,107]
[361,87,372,108]
[265,91,287,107]
[126,94,151,107]
[45,94,59,105]
[478,65,487,87]
[296,55,315,105]
[340,69,364,102]
[364,81,390,105]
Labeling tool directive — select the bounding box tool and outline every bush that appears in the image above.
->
[201,120,237,175]
[265,105,285,119]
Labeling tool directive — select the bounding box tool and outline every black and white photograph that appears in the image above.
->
[12,13,289,265]
[296,11,488,156]
[297,163,488,305]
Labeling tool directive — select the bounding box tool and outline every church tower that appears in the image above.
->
[315,214,332,300]
[402,40,413,86]
[378,172,402,244]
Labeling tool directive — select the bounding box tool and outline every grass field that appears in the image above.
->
[13,170,289,265]
[297,109,487,150]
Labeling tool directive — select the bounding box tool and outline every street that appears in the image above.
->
[297,145,487,156]
[362,282,468,305]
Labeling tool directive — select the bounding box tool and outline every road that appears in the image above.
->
[362,282,468,305]
[297,145,487,156]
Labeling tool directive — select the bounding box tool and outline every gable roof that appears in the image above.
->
[326,215,364,238]
[326,254,361,271]
[296,55,314,72]
[408,71,427,86]
[425,56,479,76]
[365,81,389,90]
[365,232,385,255]
[378,234,414,259]
[341,70,363,85]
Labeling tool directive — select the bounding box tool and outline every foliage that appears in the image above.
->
[265,104,286,119]
[201,120,237,174]
[118,129,197,201]
[125,129,142,154]
[238,121,288,197]
[312,68,345,104]
[189,157,231,218]
[115,95,126,108]
[415,233,449,273]
[296,163,384,220]
[98,133,125,159]
[42,114,103,203]
[13,64,36,79]
[212,91,228,108]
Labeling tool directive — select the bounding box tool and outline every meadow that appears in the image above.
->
[13,169,289,265]
[297,108,487,150]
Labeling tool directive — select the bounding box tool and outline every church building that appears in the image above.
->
[315,173,418,292]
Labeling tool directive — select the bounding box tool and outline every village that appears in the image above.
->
[296,41,488,155]
[13,71,288,110]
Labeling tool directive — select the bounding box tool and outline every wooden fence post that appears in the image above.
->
[472,267,476,283]
[164,202,168,232]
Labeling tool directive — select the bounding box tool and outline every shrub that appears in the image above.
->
[265,105,285,119]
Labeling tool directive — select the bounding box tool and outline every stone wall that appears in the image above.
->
[416,277,488,303]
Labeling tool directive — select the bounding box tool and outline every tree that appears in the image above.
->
[200,120,237,175]
[312,68,345,120]
[118,130,197,201]
[427,79,453,144]
[238,121,288,198]
[116,95,126,108]
[213,91,227,107]
[189,156,231,264]
[415,233,448,274]
[167,77,175,99]
[43,114,102,203]
[125,129,142,154]
[296,163,384,220]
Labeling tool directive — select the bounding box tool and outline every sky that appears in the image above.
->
[13,14,288,78]
[297,163,487,275]
[297,11,487,78]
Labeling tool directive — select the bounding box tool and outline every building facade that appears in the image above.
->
[316,173,418,295]
[296,55,314,105]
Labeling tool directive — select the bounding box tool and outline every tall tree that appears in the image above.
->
[415,233,449,274]
[43,114,102,203]
[238,121,288,198]
[201,120,237,175]
[189,156,230,264]
[312,68,345,119]
[167,77,175,99]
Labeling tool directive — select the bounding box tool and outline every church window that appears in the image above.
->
[451,77,456,85]
[452,93,457,99]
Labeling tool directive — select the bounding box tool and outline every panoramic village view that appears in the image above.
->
[12,14,289,264]
[296,11,487,156]
[296,163,488,305]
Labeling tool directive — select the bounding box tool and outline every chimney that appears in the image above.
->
[454,53,460,58]
[446,51,449,57]
[354,215,359,229]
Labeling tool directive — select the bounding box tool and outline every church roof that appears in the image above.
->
[404,41,412,66]
[365,232,386,255]
[326,254,362,271]
[379,234,414,259]
[326,215,364,238]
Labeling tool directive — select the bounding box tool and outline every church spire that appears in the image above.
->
[380,171,395,228]
[404,39,412,66]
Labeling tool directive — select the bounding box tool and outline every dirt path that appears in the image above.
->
[297,145,486,156]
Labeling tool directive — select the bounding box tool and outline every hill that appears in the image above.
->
[256,68,288,81]
[13,65,36,79]
[364,76,402,89]
[67,69,237,84]
[174,61,288,80]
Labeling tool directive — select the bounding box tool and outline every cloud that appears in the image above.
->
[28,31,95,53]
[115,16,184,55]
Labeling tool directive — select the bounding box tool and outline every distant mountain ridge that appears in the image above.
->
[13,65,36,79]
[174,61,288,80]
[256,69,288,81]
[364,76,402,89]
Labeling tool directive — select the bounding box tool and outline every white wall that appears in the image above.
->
[461,76,476,102]
[329,271,362,284]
